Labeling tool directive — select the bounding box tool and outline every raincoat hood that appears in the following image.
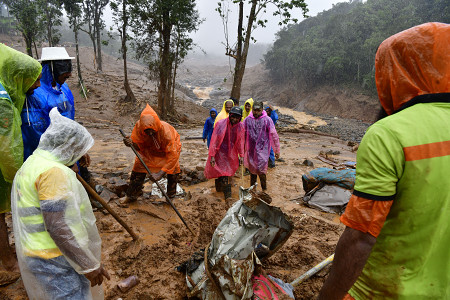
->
[210,108,218,118]
[38,108,94,166]
[40,63,63,94]
[134,104,163,139]
[214,99,234,127]
[0,44,42,110]
[249,109,267,119]
[242,98,254,119]
[375,22,450,115]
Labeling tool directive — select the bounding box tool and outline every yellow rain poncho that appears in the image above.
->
[0,44,42,213]
[214,99,234,127]
[240,98,254,121]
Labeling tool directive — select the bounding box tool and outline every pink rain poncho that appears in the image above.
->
[244,111,280,175]
[204,117,245,179]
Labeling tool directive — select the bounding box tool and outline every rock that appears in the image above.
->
[107,177,129,197]
[294,162,302,166]
[195,166,205,172]
[99,188,117,202]
[302,159,314,167]
[307,120,317,125]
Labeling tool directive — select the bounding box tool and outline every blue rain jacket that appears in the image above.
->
[21,64,75,161]
[202,108,217,148]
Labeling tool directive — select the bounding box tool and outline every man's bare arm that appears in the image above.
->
[318,227,376,300]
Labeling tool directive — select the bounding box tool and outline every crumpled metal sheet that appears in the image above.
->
[187,186,293,300]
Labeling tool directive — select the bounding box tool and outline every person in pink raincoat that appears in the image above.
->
[204,106,245,199]
[243,101,280,191]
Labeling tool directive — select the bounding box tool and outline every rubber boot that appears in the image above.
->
[215,178,223,192]
[250,174,257,187]
[259,174,267,191]
[167,173,180,198]
[223,184,232,199]
[123,171,146,204]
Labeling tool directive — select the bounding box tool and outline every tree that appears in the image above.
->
[61,0,85,88]
[39,0,63,46]
[110,0,136,102]
[130,0,200,119]
[217,0,308,104]
[81,0,109,71]
[4,0,42,57]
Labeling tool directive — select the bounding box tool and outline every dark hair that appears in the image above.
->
[230,97,239,106]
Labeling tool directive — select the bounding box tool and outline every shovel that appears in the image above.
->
[119,129,194,235]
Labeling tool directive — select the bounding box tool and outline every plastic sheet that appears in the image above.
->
[0,44,42,213]
[131,104,181,174]
[12,108,102,299]
[243,110,280,175]
[204,117,245,179]
[187,186,293,299]
[303,184,352,214]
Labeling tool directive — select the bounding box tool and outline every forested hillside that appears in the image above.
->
[264,0,449,93]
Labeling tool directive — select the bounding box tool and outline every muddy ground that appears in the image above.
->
[0,41,360,299]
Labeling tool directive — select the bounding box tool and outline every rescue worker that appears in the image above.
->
[21,47,76,161]
[265,105,279,168]
[241,98,254,121]
[202,108,217,148]
[244,101,280,191]
[319,22,450,300]
[0,44,42,275]
[213,99,234,127]
[11,108,109,299]
[205,106,245,199]
[123,104,182,202]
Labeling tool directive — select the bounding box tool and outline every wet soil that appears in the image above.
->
[0,39,359,299]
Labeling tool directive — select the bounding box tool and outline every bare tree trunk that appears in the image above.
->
[230,0,256,103]
[171,38,180,102]
[33,40,38,59]
[74,22,83,85]
[122,0,135,102]
[23,33,33,57]
[45,2,52,46]
[158,21,171,119]
[96,23,102,71]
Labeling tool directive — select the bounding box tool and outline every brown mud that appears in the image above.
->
[0,40,357,299]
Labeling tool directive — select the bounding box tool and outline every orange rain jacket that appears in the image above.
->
[375,22,450,115]
[131,104,181,174]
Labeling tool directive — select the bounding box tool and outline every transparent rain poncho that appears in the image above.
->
[204,117,245,179]
[243,110,280,175]
[0,44,42,213]
[12,108,102,300]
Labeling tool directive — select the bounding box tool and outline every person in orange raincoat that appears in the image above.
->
[123,104,181,203]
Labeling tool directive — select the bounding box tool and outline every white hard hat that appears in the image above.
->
[39,47,75,62]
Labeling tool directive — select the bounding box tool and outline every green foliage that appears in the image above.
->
[264,0,449,93]
[3,0,43,56]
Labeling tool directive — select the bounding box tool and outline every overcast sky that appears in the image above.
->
[104,0,344,55]
[190,0,344,54]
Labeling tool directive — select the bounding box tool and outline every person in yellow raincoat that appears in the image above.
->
[240,98,254,121]
[123,104,182,203]
[0,44,42,275]
[214,99,234,127]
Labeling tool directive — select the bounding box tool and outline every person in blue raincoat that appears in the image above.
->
[265,105,279,168]
[21,47,75,161]
[202,108,217,148]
